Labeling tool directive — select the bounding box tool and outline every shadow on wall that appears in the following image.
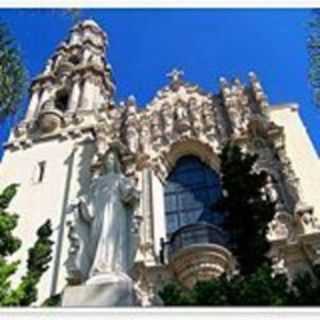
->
[50,138,96,296]
[76,139,96,198]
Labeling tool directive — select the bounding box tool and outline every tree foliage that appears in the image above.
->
[42,293,62,307]
[160,265,291,306]
[160,142,320,306]
[160,264,320,306]
[216,142,275,275]
[0,184,54,306]
[0,22,27,118]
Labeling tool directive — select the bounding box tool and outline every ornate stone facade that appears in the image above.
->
[1,19,320,306]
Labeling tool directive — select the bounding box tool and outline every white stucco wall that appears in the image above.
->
[150,171,166,257]
[270,104,320,219]
[0,136,95,304]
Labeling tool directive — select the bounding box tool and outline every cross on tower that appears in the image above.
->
[166,68,184,83]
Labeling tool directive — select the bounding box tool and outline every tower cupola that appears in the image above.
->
[17,19,115,138]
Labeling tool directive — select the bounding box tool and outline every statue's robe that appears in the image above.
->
[87,171,139,278]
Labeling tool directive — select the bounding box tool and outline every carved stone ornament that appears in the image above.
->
[267,211,294,242]
[298,210,320,235]
[65,199,92,285]
[271,255,287,276]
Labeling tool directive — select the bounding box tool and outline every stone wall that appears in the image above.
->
[0,135,95,303]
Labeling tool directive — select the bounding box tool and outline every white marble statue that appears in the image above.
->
[66,147,140,284]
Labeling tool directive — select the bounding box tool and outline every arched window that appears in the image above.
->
[54,89,70,112]
[69,54,81,65]
[164,156,223,235]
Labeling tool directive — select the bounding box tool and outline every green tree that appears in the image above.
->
[0,22,27,118]
[160,265,292,306]
[42,293,61,307]
[160,263,320,306]
[0,184,54,306]
[287,265,320,306]
[217,142,275,275]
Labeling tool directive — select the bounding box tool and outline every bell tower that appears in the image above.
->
[0,19,115,303]
[17,19,115,138]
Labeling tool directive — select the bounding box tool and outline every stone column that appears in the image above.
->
[38,86,52,111]
[53,55,62,71]
[83,48,92,64]
[139,169,157,265]
[150,171,166,256]
[70,31,81,46]
[80,74,97,110]
[67,76,81,114]
[25,85,41,122]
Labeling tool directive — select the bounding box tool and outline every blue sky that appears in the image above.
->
[0,9,319,157]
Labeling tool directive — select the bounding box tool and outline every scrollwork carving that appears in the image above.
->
[299,211,320,234]
[189,97,202,136]
[161,103,174,141]
[267,211,294,242]
[150,112,163,151]
[202,102,217,139]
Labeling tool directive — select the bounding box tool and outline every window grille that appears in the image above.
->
[164,156,223,236]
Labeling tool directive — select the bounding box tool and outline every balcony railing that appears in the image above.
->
[161,223,228,262]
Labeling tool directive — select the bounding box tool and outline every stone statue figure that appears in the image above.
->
[176,101,188,120]
[43,58,54,75]
[264,175,286,212]
[140,119,150,154]
[125,126,139,154]
[65,147,140,286]
[300,211,320,234]
[161,103,174,140]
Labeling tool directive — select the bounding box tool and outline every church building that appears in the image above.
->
[1,19,320,306]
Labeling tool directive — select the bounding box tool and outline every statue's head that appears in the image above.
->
[102,147,121,174]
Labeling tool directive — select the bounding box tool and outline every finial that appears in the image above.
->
[106,63,112,71]
[233,78,241,86]
[249,71,263,91]
[127,95,137,106]
[59,41,68,50]
[81,19,102,31]
[219,77,228,87]
[43,58,54,75]
[248,71,257,81]
[166,68,184,83]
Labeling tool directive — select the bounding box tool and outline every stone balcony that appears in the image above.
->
[163,223,234,288]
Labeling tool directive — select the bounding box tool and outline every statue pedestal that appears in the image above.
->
[62,273,135,307]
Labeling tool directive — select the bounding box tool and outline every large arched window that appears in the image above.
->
[164,155,223,235]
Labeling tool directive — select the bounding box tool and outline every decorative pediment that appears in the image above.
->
[89,70,289,184]
[146,69,213,113]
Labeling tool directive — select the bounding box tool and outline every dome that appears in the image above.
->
[71,19,103,33]
[81,19,102,30]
